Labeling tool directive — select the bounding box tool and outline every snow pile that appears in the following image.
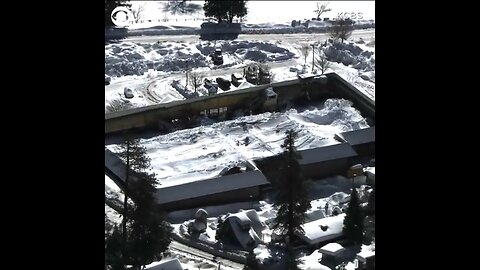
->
[105,41,209,77]
[106,99,369,186]
[324,42,375,73]
[299,250,331,270]
[197,40,295,63]
[105,40,294,77]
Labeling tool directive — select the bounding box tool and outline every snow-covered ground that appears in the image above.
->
[165,176,367,269]
[105,40,294,78]
[106,98,369,187]
[105,36,375,112]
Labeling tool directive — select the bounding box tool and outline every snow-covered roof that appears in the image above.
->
[154,170,270,205]
[319,242,345,256]
[225,209,266,249]
[364,167,375,181]
[237,80,255,89]
[335,126,375,146]
[298,143,358,165]
[226,211,252,226]
[296,213,346,245]
[356,244,375,262]
[195,208,208,218]
[145,258,183,270]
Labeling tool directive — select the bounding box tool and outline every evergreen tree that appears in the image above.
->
[272,130,311,269]
[243,249,259,270]
[105,0,131,27]
[343,187,365,245]
[117,138,154,243]
[114,138,173,270]
[204,0,248,23]
[105,226,126,270]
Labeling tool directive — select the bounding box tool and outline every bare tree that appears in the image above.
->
[190,72,204,93]
[329,18,353,43]
[132,3,146,23]
[315,49,331,75]
[314,2,331,20]
[299,44,311,68]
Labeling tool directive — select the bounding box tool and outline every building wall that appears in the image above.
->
[158,186,260,211]
[302,159,352,180]
[352,142,375,158]
[105,73,375,135]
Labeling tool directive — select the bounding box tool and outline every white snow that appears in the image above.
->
[105,174,124,202]
[106,99,369,187]
[299,250,331,270]
[357,243,375,261]
[297,213,346,245]
[105,40,294,78]
[105,203,122,228]
[319,242,345,255]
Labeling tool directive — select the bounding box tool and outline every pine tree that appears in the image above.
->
[115,138,173,270]
[117,138,154,244]
[105,226,126,270]
[343,187,365,245]
[204,0,248,23]
[272,130,311,270]
[243,249,259,270]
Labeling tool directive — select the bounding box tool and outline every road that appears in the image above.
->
[169,240,244,269]
[123,29,375,43]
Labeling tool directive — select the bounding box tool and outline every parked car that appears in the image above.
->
[105,75,111,85]
[216,77,231,90]
[124,87,134,99]
[211,48,224,65]
[231,73,244,87]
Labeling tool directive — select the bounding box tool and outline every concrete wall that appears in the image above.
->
[159,186,260,211]
[326,73,375,124]
[105,73,374,135]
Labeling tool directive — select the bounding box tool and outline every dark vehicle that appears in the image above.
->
[216,77,231,91]
[105,75,111,85]
[258,67,272,85]
[204,78,218,95]
[211,48,224,65]
[124,87,134,99]
[231,73,245,87]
